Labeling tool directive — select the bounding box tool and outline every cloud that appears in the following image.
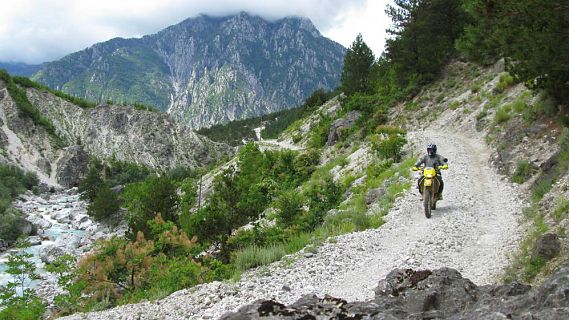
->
[0,0,389,64]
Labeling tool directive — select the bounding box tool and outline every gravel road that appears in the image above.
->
[63,130,524,320]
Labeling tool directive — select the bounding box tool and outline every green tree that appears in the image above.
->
[123,175,179,239]
[79,160,104,202]
[384,0,468,89]
[87,183,121,221]
[340,33,376,96]
[45,255,86,316]
[275,189,305,228]
[458,0,569,105]
[0,240,46,320]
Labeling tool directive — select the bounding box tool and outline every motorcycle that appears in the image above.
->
[412,163,448,218]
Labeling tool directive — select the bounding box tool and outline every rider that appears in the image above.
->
[413,143,448,200]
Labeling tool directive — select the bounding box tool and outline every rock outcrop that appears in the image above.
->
[26,90,232,171]
[222,262,569,319]
[55,145,89,187]
[326,110,361,146]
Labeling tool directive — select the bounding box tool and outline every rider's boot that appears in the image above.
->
[438,193,443,200]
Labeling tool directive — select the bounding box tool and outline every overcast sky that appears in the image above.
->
[0,0,391,64]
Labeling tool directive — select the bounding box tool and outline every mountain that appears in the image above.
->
[0,62,42,77]
[0,72,231,187]
[31,12,346,129]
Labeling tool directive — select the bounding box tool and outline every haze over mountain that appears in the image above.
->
[31,12,346,129]
[0,62,42,77]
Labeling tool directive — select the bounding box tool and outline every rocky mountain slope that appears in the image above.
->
[0,77,231,187]
[31,12,346,129]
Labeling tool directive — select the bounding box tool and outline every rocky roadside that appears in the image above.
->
[223,260,569,319]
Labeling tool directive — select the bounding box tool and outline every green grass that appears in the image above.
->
[512,159,532,184]
[495,106,512,124]
[494,72,515,93]
[405,101,420,111]
[233,244,287,274]
[476,110,488,121]
[552,197,569,223]
[449,101,460,110]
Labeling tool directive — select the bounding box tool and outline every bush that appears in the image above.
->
[76,218,202,306]
[275,189,305,228]
[0,208,28,242]
[87,183,121,221]
[0,164,38,242]
[369,134,407,162]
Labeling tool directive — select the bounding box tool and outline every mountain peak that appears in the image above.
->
[31,12,345,129]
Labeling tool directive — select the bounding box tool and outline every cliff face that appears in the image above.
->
[0,79,232,187]
[32,12,346,129]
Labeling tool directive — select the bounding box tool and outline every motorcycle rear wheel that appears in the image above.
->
[424,189,432,218]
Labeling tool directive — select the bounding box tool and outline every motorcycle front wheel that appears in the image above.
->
[424,188,432,218]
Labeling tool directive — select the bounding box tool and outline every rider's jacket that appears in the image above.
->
[414,154,447,175]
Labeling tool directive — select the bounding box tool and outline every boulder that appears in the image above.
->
[54,233,82,249]
[26,214,53,230]
[531,233,560,263]
[27,236,42,246]
[326,110,361,146]
[365,187,386,205]
[39,244,65,264]
[20,220,34,237]
[55,145,89,188]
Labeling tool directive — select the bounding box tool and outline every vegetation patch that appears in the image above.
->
[0,164,39,242]
[511,159,532,184]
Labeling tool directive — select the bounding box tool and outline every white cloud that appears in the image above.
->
[0,0,390,64]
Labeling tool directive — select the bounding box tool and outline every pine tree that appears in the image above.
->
[458,0,569,105]
[340,33,376,96]
[384,0,468,87]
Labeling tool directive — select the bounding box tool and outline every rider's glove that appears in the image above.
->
[412,166,419,171]
[438,164,448,170]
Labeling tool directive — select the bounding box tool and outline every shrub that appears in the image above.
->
[76,219,201,306]
[552,197,569,223]
[308,116,333,148]
[369,134,407,162]
[87,183,121,221]
[123,175,179,239]
[275,189,305,228]
[476,110,487,121]
[374,125,406,135]
[0,208,28,242]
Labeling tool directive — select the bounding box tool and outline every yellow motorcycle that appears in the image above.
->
[412,164,448,218]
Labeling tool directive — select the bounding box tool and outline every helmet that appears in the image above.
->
[427,143,437,157]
